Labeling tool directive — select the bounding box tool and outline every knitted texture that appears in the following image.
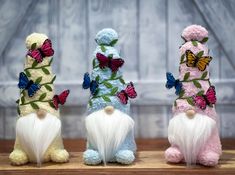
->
[165,25,222,167]
[18,33,59,117]
[172,26,216,120]
[87,29,130,114]
[83,28,136,165]
[10,33,68,165]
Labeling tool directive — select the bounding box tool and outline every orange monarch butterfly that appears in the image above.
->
[185,50,212,71]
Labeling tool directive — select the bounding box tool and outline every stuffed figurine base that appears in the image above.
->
[9,113,69,165]
[164,25,222,166]
[165,112,220,166]
[82,28,137,165]
[83,108,136,165]
[9,33,69,166]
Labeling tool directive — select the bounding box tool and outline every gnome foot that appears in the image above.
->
[83,149,102,165]
[115,150,135,165]
[165,147,183,163]
[50,149,69,163]
[198,150,220,167]
[9,149,29,165]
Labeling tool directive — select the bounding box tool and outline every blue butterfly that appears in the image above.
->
[18,72,41,97]
[82,72,98,95]
[166,72,182,95]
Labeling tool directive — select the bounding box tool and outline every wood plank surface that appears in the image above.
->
[2,138,235,153]
[1,139,235,174]
[1,150,235,175]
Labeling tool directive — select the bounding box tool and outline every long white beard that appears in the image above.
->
[16,113,61,165]
[85,109,134,164]
[168,112,216,165]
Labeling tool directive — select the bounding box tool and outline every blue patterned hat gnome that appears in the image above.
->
[9,33,69,166]
[82,28,137,165]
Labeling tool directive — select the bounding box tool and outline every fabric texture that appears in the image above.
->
[165,25,222,166]
[83,28,136,165]
[9,33,68,166]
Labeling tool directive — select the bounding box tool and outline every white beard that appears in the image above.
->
[85,109,134,164]
[16,113,61,165]
[168,112,216,165]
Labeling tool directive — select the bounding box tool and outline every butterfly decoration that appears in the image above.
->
[193,86,216,110]
[53,90,70,110]
[166,72,182,95]
[27,39,54,63]
[185,50,212,71]
[82,72,98,95]
[117,82,137,104]
[18,72,41,97]
[96,53,124,72]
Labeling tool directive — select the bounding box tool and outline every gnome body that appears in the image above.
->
[83,28,137,165]
[165,25,222,166]
[9,33,69,165]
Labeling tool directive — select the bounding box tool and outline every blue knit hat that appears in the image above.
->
[83,28,132,114]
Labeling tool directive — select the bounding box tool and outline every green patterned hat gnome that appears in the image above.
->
[82,28,137,165]
[9,33,69,166]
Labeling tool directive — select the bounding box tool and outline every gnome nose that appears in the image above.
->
[186,109,196,119]
[36,109,47,119]
[104,106,114,115]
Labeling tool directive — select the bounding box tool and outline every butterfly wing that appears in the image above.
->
[166,72,176,89]
[193,95,207,110]
[117,90,128,104]
[205,86,216,105]
[125,82,137,98]
[40,39,54,57]
[196,56,212,71]
[27,83,41,97]
[186,50,197,67]
[82,72,91,89]
[18,72,29,89]
[53,95,59,110]
[109,58,124,72]
[27,50,43,63]
[57,90,70,105]
[175,80,182,95]
[96,53,109,69]
[90,80,98,95]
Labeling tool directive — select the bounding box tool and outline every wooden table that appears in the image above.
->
[1,139,235,175]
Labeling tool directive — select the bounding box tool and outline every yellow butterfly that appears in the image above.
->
[185,50,212,71]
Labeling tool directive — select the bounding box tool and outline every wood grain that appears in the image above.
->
[139,0,167,80]
[194,0,235,70]
[2,138,235,153]
[1,139,235,174]
[0,0,235,139]
[0,0,33,57]
[1,150,235,175]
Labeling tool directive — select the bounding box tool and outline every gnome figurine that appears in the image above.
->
[9,33,69,165]
[82,28,137,165]
[165,25,222,166]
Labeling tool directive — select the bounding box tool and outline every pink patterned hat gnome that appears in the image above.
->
[165,25,222,166]
[9,33,69,166]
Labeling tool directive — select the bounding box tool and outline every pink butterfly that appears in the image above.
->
[53,90,70,110]
[96,53,124,72]
[117,82,137,104]
[27,39,54,63]
[193,86,216,110]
